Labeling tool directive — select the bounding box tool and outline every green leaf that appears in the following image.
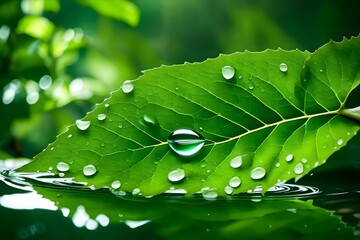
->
[76,0,140,27]
[19,36,360,197]
[17,16,55,40]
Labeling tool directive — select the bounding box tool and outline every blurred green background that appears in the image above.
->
[1,0,359,160]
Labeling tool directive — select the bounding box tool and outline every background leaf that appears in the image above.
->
[19,36,360,197]
[76,0,140,27]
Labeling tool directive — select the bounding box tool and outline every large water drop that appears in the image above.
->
[229,176,241,188]
[97,114,106,121]
[279,63,288,73]
[251,167,266,180]
[294,163,304,175]
[122,80,134,93]
[201,188,218,200]
[230,155,242,168]
[221,66,235,80]
[111,180,121,189]
[76,120,90,131]
[83,164,97,177]
[224,186,233,195]
[285,154,294,162]
[56,162,70,172]
[167,129,205,157]
[168,168,185,182]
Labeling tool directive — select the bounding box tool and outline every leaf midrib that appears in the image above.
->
[132,109,340,151]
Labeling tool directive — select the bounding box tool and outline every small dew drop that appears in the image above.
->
[142,114,157,126]
[229,176,241,188]
[68,134,73,139]
[238,75,243,80]
[275,163,280,168]
[224,186,233,195]
[83,164,97,177]
[248,82,255,90]
[221,66,236,80]
[97,114,106,121]
[230,155,242,168]
[76,120,90,131]
[122,80,134,93]
[132,188,141,196]
[167,129,205,157]
[104,103,110,108]
[337,139,344,145]
[279,63,288,73]
[251,167,266,180]
[168,168,185,182]
[285,154,294,162]
[118,123,123,129]
[301,158,307,164]
[57,162,70,172]
[111,180,121,189]
[200,162,206,168]
[294,163,304,175]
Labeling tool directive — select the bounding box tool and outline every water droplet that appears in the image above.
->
[67,134,72,138]
[229,176,241,188]
[285,154,294,162]
[294,163,304,175]
[111,180,121,189]
[167,129,205,157]
[56,162,70,172]
[248,82,255,90]
[224,186,233,195]
[201,188,218,200]
[168,168,185,182]
[279,63,288,73]
[122,80,134,93]
[59,173,65,177]
[275,163,280,168]
[221,66,235,80]
[200,162,206,168]
[118,123,123,129]
[230,155,242,168]
[104,103,109,108]
[319,69,323,73]
[97,114,106,121]
[337,139,343,145]
[238,75,243,80]
[132,188,141,196]
[83,164,97,177]
[301,158,307,164]
[76,120,90,131]
[50,147,54,150]
[251,167,266,180]
[141,114,158,126]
